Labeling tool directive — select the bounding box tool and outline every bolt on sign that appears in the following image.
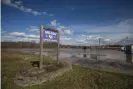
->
[40,26,60,69]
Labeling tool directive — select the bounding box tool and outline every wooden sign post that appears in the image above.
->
[40,26,43,69]
[40,26,60,69]
[57,31,60,64]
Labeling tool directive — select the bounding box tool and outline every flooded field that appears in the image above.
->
[4,48,133,75]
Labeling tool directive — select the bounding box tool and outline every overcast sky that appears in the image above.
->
[1,0,133,45]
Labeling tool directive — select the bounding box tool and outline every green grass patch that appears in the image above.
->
[1,50,133,89]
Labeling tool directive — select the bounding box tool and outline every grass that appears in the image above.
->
[45,62,65,72]
[1,50,133,89]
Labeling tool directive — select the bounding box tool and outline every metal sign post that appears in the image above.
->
[40,26,60,69]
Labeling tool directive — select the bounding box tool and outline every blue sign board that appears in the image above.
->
[43,29,58,42]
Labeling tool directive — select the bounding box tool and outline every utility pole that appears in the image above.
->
[98,38,101,89]
[97,38,101,63]
[99,38,101,47]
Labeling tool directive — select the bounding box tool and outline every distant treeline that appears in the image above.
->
[1,42,122,49]
[1,42,57,48]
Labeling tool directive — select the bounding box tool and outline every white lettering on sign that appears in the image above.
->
[45,30,57,35]
[45,30,50,34]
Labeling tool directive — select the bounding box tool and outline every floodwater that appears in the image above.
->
[5,48,130,60]
[4,48,133,75]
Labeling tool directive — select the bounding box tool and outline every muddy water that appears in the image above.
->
[4,48,133,75]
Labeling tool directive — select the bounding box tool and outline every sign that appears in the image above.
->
[43,29,58,42]
[40,26,60,69]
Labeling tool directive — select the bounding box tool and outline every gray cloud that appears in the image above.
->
[64,19,133,45]
[14,1,22,5]
[69,19,133,34]
[50,21,73,35]
[9,32,39,39]
[60,36,72,41]
[51,20,57,26]
[63,29,72,35]
[9,32,25,37]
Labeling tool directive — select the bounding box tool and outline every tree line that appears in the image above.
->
[1,42,122,49]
